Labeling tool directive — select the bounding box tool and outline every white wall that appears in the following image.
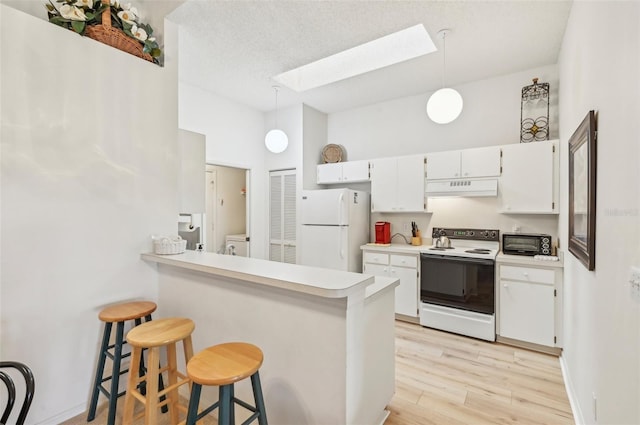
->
[0,5,179,424]
[328,64,559,159]
[558,3,640,424]
[178,82,268,258]
[302,105,329,190]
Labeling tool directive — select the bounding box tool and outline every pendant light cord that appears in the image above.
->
[274,86,279,128]
[441,31,446,89]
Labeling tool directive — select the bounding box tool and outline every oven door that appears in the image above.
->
[420,253,495,314]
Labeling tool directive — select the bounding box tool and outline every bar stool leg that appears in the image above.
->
[134,317,147,396]
[87,322,112,421]
[145,347,161,425]
[122,346,142,425]
[106,321,125,425]
[218,385,233,425]
[185,383,202,425]
[166,342,180,425]
[251,372,268,425]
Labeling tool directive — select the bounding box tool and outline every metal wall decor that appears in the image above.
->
[520,78,550,143]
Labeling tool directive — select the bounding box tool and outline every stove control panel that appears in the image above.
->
[432,228,500,242]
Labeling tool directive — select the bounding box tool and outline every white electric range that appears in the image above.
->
[419,228,500,341]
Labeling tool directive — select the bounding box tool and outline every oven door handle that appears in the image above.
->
[420,253,494,266]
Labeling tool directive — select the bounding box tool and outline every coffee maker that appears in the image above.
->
[375,221,391,244]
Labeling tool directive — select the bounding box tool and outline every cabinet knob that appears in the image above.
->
[503,284,508,288]
[523,272,529,277]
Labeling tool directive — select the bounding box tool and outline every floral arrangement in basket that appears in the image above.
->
[45,0,162,64]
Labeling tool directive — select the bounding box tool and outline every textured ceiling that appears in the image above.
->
[168,0,573,113]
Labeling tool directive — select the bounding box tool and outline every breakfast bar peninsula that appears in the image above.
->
[142,250,398,425]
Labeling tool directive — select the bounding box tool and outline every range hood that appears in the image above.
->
[426,179,498,197]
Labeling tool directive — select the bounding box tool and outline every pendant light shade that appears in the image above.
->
[265,86,288,153]
[427,29,463,124]
[265,129,288,153]
[427,88,463,124]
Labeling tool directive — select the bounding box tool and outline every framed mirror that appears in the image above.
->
[568,110,597,270]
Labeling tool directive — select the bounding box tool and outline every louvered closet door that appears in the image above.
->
[269,169,297,263]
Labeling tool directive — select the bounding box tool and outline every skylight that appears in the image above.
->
[274,24,436,92]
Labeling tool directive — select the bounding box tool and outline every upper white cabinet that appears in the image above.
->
[370,155,426,212]
[317,160,369,184]
[427,146,501,180]
[499,139,558,214]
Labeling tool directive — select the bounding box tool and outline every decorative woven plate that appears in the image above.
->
[322,144,344,163]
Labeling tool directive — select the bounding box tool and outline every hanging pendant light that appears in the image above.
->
[265,86,288,153]
[427,29,463,124]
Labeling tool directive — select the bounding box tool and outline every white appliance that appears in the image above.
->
[419,228,500,341]
[225,234,249,257]
[425,179,498,197]
[299,189,370,272]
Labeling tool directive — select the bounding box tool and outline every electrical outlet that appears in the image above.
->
[403,222,411,232]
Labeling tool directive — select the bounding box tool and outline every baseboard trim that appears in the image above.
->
[36,402,85,425]
[496,335,562,356]
[559,354,585,425]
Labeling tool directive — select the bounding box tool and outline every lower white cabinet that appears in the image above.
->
[363,251,419,317]
[497,261,563,348]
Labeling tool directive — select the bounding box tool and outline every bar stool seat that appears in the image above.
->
[185,342,267,425]
[87,301,158,425]
[122,317,195,425]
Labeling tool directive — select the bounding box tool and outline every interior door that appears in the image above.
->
[269,169,296,263]
[205,168,217,252]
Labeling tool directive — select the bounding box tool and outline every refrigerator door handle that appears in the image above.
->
[340,226,345,260]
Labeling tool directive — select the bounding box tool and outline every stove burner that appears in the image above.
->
[429,247,455,251]
[465,249,491,254]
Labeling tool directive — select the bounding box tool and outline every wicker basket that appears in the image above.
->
[153,237,187,255]
[85,0,153,63]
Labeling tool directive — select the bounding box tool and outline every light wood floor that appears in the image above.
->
[64,321,573,425]
[386,320,574,425]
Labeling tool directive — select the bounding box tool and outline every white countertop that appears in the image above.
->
[142,251,381,298]
[496,251,564,268]
[360,243,428,255]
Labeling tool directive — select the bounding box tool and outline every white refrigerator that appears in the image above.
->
[299,188,370,272]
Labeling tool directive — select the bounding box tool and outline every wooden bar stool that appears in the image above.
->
[87,300,159,425]
[122,317,195,425]
[185,342,267,425]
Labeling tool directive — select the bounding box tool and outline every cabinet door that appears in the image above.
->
[341,160,369,182]
[460,146,501,178]
[370,157,398,212]
[499,280,555,346]
[500,140,556,213]
[426,150,461,179]
[390,266,419,317]
[396,155,426,212]
[317,163,343,184]
[363,262,388,277]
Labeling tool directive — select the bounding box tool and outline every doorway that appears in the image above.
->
[206,164,250,256]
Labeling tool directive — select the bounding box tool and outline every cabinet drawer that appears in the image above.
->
[500,265,554,284]
[363,252,389,265]
[390,254,417,268]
